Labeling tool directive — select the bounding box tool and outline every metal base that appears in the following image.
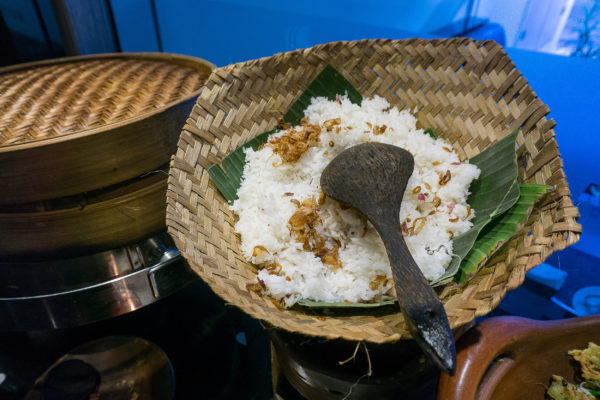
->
[269,328,439,400]
[0,232,197,331]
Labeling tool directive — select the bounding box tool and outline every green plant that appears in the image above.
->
[573,0,600,57]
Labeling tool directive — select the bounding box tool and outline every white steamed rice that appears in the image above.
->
[231,95,480,307]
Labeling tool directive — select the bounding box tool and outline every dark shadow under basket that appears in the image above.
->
[166,38,581,343]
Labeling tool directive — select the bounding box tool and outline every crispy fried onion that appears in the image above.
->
[252,245,269,257]
[315,245,343,270]
[270,124,322,164]
[276,116,289,130]
[246,278,266,294]
[401,216,427,237]
[288,196,343,270]
[438,170,451,186]
[266,263,282,275]
[288,197,321,250]
[369,274,393,290]
[323,118,341,131]
[318,190,326,205]
[372,124,387,135]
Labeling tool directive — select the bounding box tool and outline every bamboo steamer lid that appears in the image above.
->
[0,53,214,205]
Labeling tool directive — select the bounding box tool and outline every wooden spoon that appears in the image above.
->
[320,142,456,375]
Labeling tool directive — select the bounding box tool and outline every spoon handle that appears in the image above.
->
[373,216,457,375]
[375,219,434,304]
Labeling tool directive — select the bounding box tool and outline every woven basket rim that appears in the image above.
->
[0,52,216,152]
[167,38,582,343]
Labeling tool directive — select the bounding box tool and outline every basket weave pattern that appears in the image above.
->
[167,39,581,342]
[0,58,206,146]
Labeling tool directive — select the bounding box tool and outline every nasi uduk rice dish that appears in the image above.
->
[231,95,480,307]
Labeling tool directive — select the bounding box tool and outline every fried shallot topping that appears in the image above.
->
[318,190,326,205]
[246,278,266,294]
[373,124,387,135]
[315,245,343,270]
[410,217,427,236]
[369,275,393,290]
[439,170,451,186]
[252,245,269,257]
[288,196,343,270]
[270,124,322,164]
[266,263,282,275]
[276,116,289,130]
[288,197,321,251]
[323,118,341,131]
[401,216,428,237]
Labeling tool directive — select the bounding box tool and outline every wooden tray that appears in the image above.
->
[437,315,600,400]
[0,53,214,205]
[0,170,168,259]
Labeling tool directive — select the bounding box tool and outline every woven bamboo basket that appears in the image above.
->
[166,39,581,343]
[0,53,214,205]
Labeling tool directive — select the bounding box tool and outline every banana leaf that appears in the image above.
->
[454,183,552,282]
[208,65,361,205]
[296,296,397,308]
[431,130,521,285]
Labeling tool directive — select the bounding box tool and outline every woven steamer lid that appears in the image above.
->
[0,53,214,205]
[167,39,582,343]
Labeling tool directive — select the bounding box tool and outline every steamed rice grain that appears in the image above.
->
[231,95,480,307]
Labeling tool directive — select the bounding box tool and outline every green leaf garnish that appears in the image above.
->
[208,65,361,204]
[432,130,520,285]
[424,127,437,139]
[588,388,600,398]
[454,183,552,282]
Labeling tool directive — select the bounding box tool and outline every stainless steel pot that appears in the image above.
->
[0,232,197,331]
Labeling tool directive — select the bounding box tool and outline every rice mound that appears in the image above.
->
[231,95,480,307]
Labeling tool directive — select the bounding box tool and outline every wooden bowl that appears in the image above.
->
[0,53,214,205]
[437,315,600,400]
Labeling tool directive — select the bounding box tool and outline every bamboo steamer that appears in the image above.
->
[0,170,168,259]
[0,53,214,205]
[0,53,214,258]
